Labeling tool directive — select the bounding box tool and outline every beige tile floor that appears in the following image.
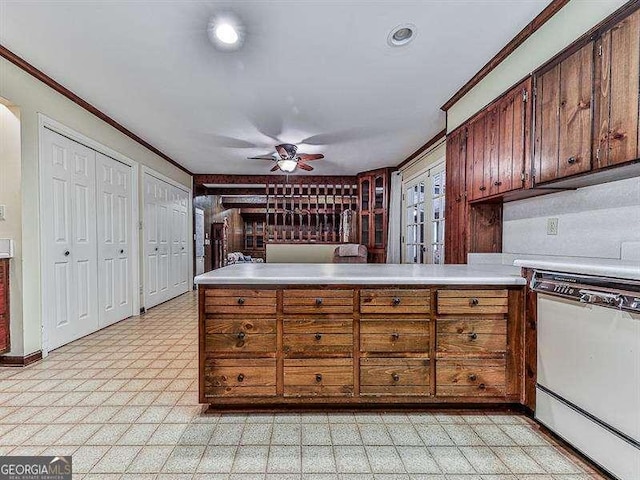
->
[0,291,605,480]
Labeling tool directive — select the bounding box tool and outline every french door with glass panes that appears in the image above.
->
[402,162,446,264]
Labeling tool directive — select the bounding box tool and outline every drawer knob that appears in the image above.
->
[391,373,400,382]
[237,332,246,340]
[315,374,323,383]
[391,332,400,341]
[392,297,401,306]
[315,333,322,341]
[315,298,323,306]
[468,374,477,382]
[468,332,478,340]
[567,156,577,164]
[469,298,479,306]
[479,383,486,390]
[479,186,487,191]
[237,373,245,382]
[494,181,502,186]
[237,297,245,305]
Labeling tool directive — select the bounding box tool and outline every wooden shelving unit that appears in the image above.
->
[266,181,358,243]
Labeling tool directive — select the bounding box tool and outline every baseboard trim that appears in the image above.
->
[0,350,43,367]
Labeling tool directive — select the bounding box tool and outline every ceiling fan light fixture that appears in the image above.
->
[277,159,298,172]
[215,23,239,45]
[388,24,416,47]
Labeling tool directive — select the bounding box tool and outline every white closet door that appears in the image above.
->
[96,153,133,326]
[170,186,189,296]
[144,173,188,309]
[42,129,99,350]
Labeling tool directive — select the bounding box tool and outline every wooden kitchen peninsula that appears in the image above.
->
[195,263,527,409]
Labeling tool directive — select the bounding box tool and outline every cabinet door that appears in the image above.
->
[444,128,467,264]
[594,9,640,167]
[466,114,488,201]
[534,42,594,183]
[497,81,528,194]
[485,105,500,196]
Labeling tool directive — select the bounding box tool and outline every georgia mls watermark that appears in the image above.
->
[0,456,72,480]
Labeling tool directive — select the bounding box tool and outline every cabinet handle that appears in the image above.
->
[468,374,477,382]
[392,297,401,306]
[469,298,479,306]
[237,373,245,382]
[64,250,70,256]
[237,332,246,340]
[493,181,502,186]
[315,374,323,383]
[391,332,400,341]
[479,186,487,191]
[567,156,577,164]
[237,297,245,305]
[315,333,322,341]
[315,298,323,306]
[468,332,478,340]
[391,373,400,382]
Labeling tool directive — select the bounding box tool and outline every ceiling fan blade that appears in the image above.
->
[206,134,261,149]
[270,164,280,172]
[250,111,283,142]
[247,152,276,160]
[298,163,314,171]
[297,153,324,161]
[300,127,385,146]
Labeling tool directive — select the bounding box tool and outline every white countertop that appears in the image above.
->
[513,257,640,281]
[194,263,526,286]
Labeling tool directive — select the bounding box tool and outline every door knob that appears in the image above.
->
[479,186,487,191]
[120,249,124,254]
[493,181,502,186]
[567,156,577,164]
[64,250,70,256]
[155,247,158,251]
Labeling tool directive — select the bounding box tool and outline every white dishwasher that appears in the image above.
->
[532,271,640,480]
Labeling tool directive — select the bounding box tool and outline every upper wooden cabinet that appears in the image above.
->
[533,41,594,183]
[466,78,531,201]
[594,9,640,168]
[444,128,468,264]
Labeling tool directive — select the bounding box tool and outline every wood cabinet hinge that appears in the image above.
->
[522,90,528,103]
[596,147,600,161]
[521,171,526,182]
[597,44,603,56]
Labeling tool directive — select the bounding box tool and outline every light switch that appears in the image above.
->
[0,205,5,221]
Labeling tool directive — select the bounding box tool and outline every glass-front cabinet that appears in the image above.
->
[358,168,390,263]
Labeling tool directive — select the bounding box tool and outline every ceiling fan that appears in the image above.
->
[248,143,324,172]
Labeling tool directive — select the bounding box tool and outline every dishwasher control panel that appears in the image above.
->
[531,270,640,313]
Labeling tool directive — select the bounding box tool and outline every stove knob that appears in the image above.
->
[579,293,594,303]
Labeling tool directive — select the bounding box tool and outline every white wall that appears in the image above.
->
[0,102,24,356]
[400,142,446,182]
[448,0,628,131]
[503,177,640,259]
[0,56,192,356]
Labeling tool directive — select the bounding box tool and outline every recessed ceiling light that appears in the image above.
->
[388,24,416,47]
[215,23,239,45]
[208,13,245,51]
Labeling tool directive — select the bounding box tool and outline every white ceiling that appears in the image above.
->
[0,0,549,175]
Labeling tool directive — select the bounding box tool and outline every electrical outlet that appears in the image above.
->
[0,205,5,221]
[547,217,559,235]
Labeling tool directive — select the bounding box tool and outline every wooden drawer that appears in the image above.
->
[360,358,430,396]
[284,318,353,357]
[204,318,276,354]
[437,318,507,355]
[283,289,353,315]
[204,358,276,397]
[360,289,430,314]
[284,358,354,397]
[437,290,508,315]
[436,359,506,397]
[360,319,430,353]
[204,289,276,315]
